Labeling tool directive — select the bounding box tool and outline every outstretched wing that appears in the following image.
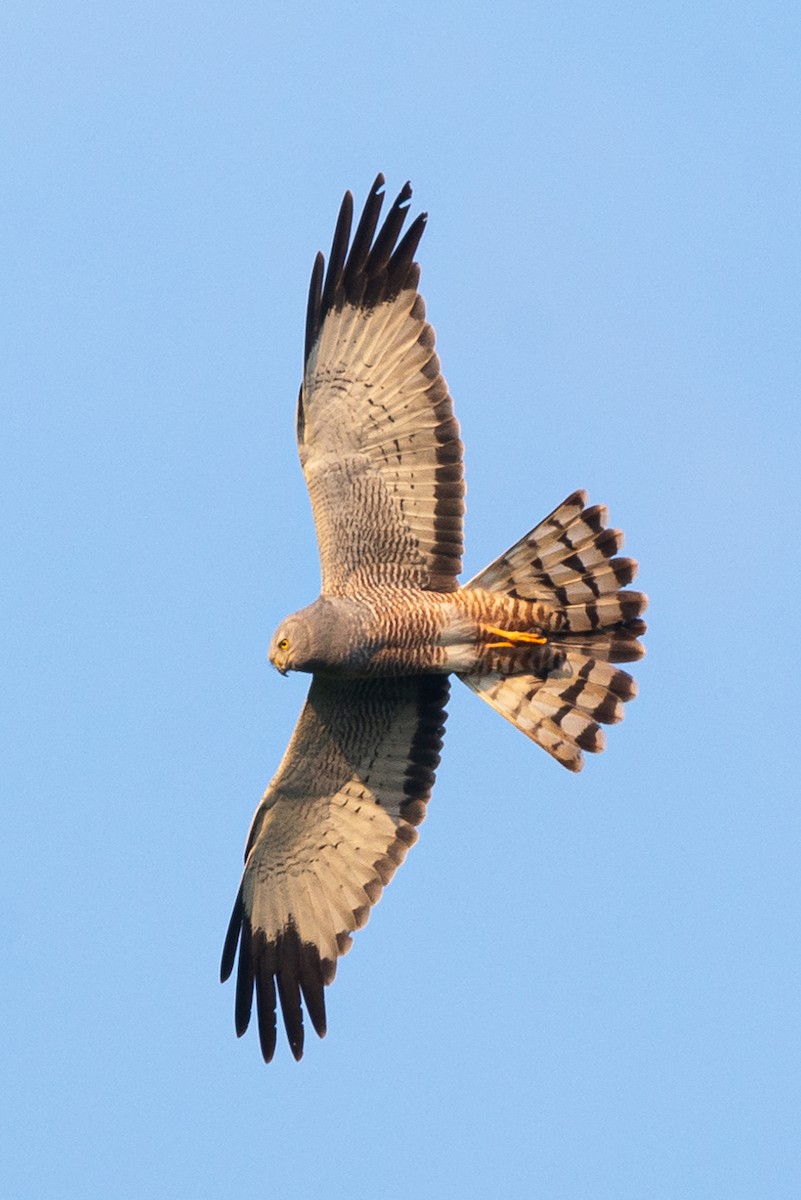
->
[221,674,449,1063]
[297,175,464,595]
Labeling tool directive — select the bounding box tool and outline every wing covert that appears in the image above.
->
[221,674,449,1063]
[297,175,464,595]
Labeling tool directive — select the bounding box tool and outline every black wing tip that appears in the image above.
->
[233,917,254,1037]
[304,174,426,364]
[396,179,413,208]
[220,887,244,983]
[319,190,355,318]
[225,916,330,1064]
[304,251,326,363]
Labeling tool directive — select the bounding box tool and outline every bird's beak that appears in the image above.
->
[269,650,289,676]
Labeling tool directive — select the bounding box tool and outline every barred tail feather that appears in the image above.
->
[465,489,644,607]
[465,487,647,652]
[556,621,646,664]
[461,489,646,769]
[459,654,638,772]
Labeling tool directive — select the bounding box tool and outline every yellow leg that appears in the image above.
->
[482,624,548,649]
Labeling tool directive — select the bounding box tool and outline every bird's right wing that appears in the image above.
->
[296,175,464,595]
[221,673,449,1063]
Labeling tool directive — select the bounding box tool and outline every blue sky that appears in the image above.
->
[3,2,800,1197]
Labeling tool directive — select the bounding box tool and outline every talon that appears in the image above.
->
[482,624,548,647]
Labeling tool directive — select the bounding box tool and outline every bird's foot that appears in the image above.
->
[481,624,548,650]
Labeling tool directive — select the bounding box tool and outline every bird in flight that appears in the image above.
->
[221,175,647,1062]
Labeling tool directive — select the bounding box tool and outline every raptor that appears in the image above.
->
[221,176,647,1062]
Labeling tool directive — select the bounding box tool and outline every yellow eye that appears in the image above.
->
[278,638,289,651]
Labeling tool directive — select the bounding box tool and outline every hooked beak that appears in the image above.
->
[269,650,289,676]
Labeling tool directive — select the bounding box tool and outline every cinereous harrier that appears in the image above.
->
[221,176,647,1062]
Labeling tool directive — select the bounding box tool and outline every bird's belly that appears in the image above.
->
[362,600,479,676]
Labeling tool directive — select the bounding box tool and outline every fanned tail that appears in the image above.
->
[460,491,647,771]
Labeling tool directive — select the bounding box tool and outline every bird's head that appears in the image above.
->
[268,597,369,676]
[268,613,315,675]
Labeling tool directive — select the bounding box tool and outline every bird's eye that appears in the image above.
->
[278,638,289,651]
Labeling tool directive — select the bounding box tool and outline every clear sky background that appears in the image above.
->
[3,3,800,1198]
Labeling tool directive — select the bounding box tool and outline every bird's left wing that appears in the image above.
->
[221,673,449,1062]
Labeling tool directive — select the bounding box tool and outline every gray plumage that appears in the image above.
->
[221,176,647,1062]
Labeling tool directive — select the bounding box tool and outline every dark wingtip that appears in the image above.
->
[298,940,328,1039]
[304,175,426,364]
[304,251,325,363]
[234,919,254,1037]
[320,189,354,318]
[255,958,278,1063]
[220,887,244,983]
